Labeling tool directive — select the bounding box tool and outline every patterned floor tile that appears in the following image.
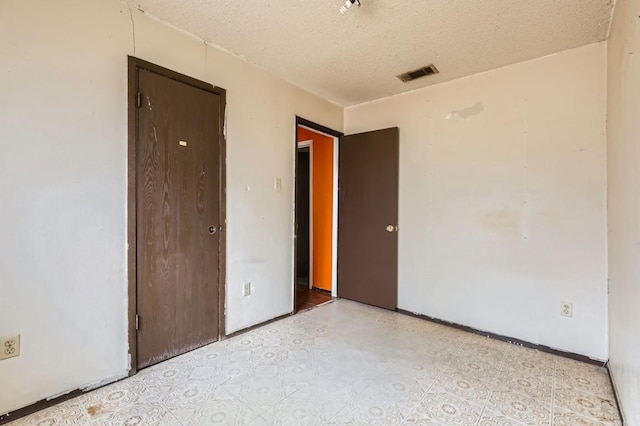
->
[292,374,370,403]
[384,356,443,381]
[502,353,555,379]
[555,366,615,399]
[161,379,216,411]
[555,357,604,376]
[553,408,623,426]
[487,389,551,425]
[5,300,622,426]
[78,379,160,421]
[451,354,502,381]
[361,374,432,408]
[326,399,409,426]
[497,369,553,401]
[134,361,194,393]
[222,376,301,409]
[90,402,179,426]
[554,388,620,422]
[247,416,272,425]
[478,408,530,425]
[404,387,481,425]
[261,396,346,426]
[5,400,88,426]
[434,371,493,406]
[168,388,259,426]
[456,337,509,362]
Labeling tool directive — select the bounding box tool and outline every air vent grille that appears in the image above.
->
[397,64,439,83]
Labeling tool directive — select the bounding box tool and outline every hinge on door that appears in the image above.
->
[135,314,140,330]
[136,92,142,108]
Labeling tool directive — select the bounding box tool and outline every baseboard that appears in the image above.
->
[396,308,606,367]
[0,389,86,425]
[606,363,626,425]
[223,312,293,339]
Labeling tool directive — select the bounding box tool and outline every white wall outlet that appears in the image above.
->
[274,177,282,192]
[561,302,573,317]
[0,335,20,360]
[243,282,251,297]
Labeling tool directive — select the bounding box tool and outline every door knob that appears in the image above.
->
[386,225,394,232]
[209,225,217,234]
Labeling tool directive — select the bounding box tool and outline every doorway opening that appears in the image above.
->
[294,118,342,312]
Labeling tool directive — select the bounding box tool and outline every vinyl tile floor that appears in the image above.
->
[8,300,621,426]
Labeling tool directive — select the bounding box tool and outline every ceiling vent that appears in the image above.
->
[397,64,439,83]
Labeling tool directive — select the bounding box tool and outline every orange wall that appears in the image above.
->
[297,127,334,291]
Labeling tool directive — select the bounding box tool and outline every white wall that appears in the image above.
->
[345,43,608,360]
[0,0,342,414]
[607,0,640,423]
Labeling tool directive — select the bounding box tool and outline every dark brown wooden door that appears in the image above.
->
[338,127,399,310]
[136,69,221,369]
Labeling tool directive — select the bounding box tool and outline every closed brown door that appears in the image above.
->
[338,127,399,310]
[136,69,221,369]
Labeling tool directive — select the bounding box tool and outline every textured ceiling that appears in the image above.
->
[126,0,615,106]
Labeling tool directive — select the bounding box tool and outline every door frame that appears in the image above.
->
[127,56,227,374]
[293,117,342,313]
[297,139,313,289]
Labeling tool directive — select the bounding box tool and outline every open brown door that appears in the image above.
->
[338,127,399,310]
[135,67,222,369]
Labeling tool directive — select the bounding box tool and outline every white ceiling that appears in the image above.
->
[126,0,615,106]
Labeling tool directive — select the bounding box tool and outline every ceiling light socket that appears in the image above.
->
[340,0,361,14]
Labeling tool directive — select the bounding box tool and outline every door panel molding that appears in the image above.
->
[127,57,227,374]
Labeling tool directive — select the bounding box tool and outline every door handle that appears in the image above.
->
[386,225,398,233]
[208,225,217,234]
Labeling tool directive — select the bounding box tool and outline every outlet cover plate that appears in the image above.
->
[561,302,573,318]
[1,335,20,360]
[243,282,251,297]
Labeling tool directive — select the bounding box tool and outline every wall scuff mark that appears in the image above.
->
[445,102,485,120]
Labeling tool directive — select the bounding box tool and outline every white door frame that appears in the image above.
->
[297,125,340,298]
[331,135,339,298]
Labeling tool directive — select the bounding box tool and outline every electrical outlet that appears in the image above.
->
[243,282,251,297]
[0,335,20,360]
[561,302,573,318]
[274,178,282,192]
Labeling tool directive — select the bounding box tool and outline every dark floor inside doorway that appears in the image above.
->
[295,283,333,312]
